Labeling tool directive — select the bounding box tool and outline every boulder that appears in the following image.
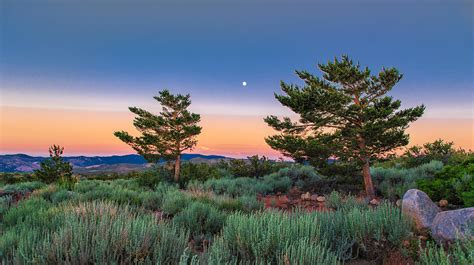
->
[431,207,474,244]
[300,192,311,201]
[396,199,402,207]
[369,198,380,206]
[310,194,318,201]
[402,189,440,233]
[316,196,325,202]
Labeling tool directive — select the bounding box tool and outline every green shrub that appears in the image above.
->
[1,201,189,264]
[139,183,178,211]
[237,195,264,212]
[262,173,292,193]
[0,195,13,220]
[461,185,474,207]
[203,177,272,197]
[140,190,166,211]
[32,184,58,201]
[325,191,367,211]
[225,155,285,178]
[136,168,171,189]
[2,197,54,228]
[173,202,226,238]
[274,165,322,189]
[400,139,469,168]
[417,157,474,206]
[34,145,74,186]
[50,189,77,204]
[372,160,443,199]
[276,238,340,265]
[418,241,473,265]
[180,163,223,183]
[2,181,46,193]
[161,190,191,216]
[213,202,410,263]
[0,172,35,184]
[326,191,344,209]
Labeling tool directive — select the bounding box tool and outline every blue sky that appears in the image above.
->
[0,0,473,155]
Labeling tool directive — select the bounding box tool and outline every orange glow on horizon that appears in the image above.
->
[1,106,472,158]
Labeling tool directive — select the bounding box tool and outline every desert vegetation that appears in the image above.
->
[1,57,473,264]
[1,140,472,264]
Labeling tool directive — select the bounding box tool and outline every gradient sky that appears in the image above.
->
[1,0,473,158]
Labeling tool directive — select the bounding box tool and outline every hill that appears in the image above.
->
[0,154,229,173]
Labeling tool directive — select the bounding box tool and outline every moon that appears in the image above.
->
[242,81,247,87]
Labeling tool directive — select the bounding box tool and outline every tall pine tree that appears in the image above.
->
[115,90,201,181]
[265,56,425,198]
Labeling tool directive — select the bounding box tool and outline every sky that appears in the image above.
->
[1,0,473,158]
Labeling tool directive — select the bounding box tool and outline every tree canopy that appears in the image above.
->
[265,55,425,197]
[114,90,201,181]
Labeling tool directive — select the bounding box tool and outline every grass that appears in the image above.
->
[1,201,189,264]
[418,241,474,265]
[212,202,411,263]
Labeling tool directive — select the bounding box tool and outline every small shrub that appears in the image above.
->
[0,195,13,220]
[140,191,164,211]
[34,145,74,186]
[0,173,35,184]
[137,168,171,189]
[372,160,443,200]
[180,163,223,183]
[418,241,474,265]
[325,191,367,211]
[173,202,226,238]
[326,191,343,209]
[275,165,322,189]
[238,195,264,212]
[226,155,284,178]
[32,184,58,201]
[161,190,191,216]
[2,181,45,193]
[51,189,77,204]
[2,197,53,228]
[262,173,292,193]
[2,201,190,264]
[417,157,474,206]
[214,202,410,263]
[276,238,340,265]
[203,177,272,197]
[213,197,243,212]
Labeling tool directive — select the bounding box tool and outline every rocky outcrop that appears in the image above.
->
[431,207,474,244]
[402,189,474,245]
[402,189,440,233]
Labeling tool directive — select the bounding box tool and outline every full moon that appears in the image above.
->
[242,81,247,87]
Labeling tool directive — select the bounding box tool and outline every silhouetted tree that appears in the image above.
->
[114,90,201,181]
[265,56,425,198]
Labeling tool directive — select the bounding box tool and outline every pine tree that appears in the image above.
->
[265,56,425,198]
[34,145,73,184]
[114,90,201,181]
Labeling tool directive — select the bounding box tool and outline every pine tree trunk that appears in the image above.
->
[357,134,375,199]
[174,155,181,182]
[362,158,375,199]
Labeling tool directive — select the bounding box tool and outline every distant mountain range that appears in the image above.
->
[0,154,229,173]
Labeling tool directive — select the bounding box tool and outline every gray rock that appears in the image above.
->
[301,192,311,201]
[402,189,440,233]
[431,207,474,244]
[396,199,402,207]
